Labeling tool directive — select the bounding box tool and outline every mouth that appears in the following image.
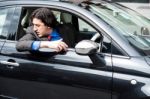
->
[36,32,42,37]
[36,32,40,35]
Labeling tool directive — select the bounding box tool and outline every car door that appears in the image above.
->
[0,5,113,99]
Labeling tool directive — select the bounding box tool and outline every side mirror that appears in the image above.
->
[75,40,99,55]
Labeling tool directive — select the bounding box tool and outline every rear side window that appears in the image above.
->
[0,8,9,39]
[0,7,14,40]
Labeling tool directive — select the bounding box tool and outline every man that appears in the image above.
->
[16,8,68,52]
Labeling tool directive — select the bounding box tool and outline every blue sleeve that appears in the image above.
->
[31,41,41,50]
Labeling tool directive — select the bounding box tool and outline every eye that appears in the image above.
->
[36,24,40,27]
[33,24,40,27]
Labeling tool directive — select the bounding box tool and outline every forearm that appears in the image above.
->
[16,31,36,51]
[40,41,68,52]
[16,41,33,51]
[40,41,55,48]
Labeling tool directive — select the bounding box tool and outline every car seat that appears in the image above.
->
[16,9,34,40]
[21,9,33,30]
[58,12,77,48]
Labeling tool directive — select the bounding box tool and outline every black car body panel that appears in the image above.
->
[0,0,150,99]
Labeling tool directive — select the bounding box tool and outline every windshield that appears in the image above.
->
[80,1,150,55]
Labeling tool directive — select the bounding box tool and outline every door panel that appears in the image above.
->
[0,41,112,99]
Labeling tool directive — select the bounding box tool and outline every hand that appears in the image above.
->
[49,41,68,52]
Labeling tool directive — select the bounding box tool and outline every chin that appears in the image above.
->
[38,35,42,37]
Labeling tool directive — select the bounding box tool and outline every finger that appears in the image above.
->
[57,44,63,52]
[63,42,68,48]
[59,43,68,51]
[61,42,68,48]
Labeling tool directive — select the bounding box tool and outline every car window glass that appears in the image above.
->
[0,8,10,40]
[78,19,95,32]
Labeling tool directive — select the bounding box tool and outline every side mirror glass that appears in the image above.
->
[75,40,99,55]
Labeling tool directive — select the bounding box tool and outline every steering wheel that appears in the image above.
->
[91,32,100,41]
[90,33,101,52]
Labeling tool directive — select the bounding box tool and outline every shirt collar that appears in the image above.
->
[50,29,59,37]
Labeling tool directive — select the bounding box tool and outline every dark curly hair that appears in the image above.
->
[30,8,58,28]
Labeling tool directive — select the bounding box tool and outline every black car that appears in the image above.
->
[0,0,150,99]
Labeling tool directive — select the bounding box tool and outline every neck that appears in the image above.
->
[47,28,53,35]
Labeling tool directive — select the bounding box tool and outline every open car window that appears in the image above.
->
[14,7,125,56]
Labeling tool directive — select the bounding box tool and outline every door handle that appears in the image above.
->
[0,61,19,67]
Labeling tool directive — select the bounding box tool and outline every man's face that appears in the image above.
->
[32,18,51,37]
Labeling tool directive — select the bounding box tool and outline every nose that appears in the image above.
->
[33,25,37,32]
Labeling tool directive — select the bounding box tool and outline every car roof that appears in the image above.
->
[0,0,79,5]
[0,0,109,7]
[0,0,106,3]
[0,0,89,1]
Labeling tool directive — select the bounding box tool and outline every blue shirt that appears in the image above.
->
[32,29,62,50]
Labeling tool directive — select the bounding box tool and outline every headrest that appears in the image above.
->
[21,10,33,28]
[60,13,72,24]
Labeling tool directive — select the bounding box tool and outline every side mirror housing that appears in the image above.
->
[75,40,99,55]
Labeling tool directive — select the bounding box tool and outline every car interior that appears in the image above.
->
[16,7,97,48]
